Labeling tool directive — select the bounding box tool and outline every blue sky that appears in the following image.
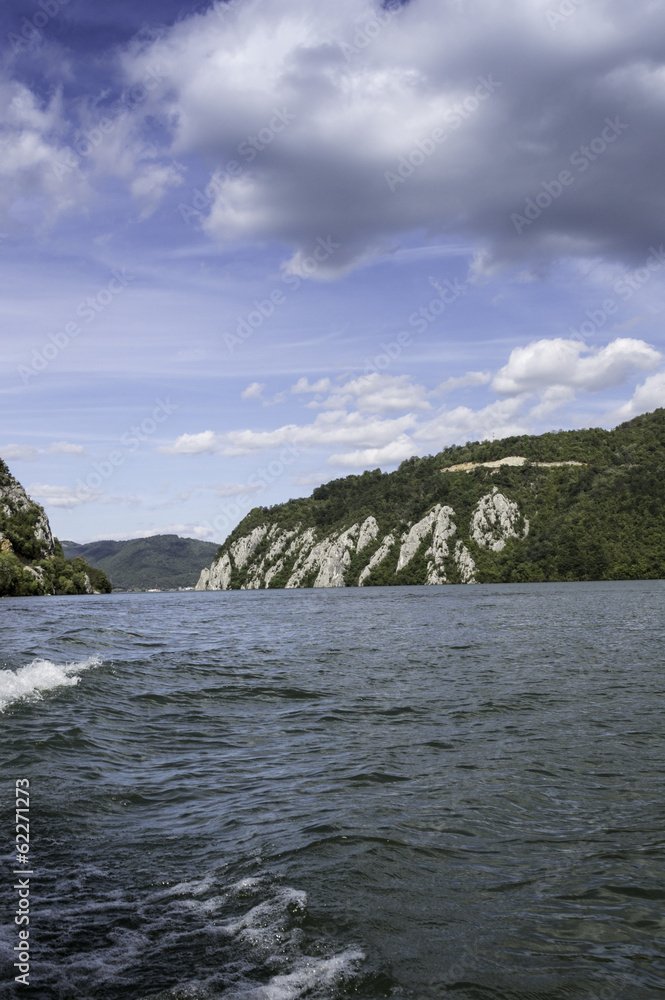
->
[2,0,665,543]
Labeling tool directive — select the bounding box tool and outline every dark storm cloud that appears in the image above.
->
[3,0,665,277]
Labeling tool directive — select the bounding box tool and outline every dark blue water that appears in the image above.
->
[1,582,664,999]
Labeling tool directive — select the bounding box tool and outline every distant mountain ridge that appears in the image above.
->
[196,409,665,590]
[61,535,219,591]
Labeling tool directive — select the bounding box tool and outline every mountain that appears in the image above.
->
[60,535,219,591]
[0,461,111,597]
[196,409,665,590]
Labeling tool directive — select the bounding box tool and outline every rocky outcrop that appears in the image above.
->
[197,551,233,591]
[0,471,55,558]
[470,487,529,552]
[286,524,359,588]
[358,533,395,585]
[195,491,530,590]
[0,460,111,597]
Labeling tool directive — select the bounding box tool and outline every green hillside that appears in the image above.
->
[61,534,219,590]
[199,408,665,588]
[0,459,111,597]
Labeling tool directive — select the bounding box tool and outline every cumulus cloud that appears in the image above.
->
[160,430,219,455]
[0,80,88,225]
[158,336,664,471]
[162,409,419,456]
[493,338,662,395]
[608,370,665,422]
[311,373,431,413]
[116,0,665,275]
[414,397,529,449]
[241,381,266,400]
[328,434,418,468]
[437,371,491,394]
[291,377,333,395]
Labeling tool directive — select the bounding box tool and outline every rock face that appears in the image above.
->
[196,492,530,591]
[470,487,529,552]
[0,471,55,559]
[0,460,111,597]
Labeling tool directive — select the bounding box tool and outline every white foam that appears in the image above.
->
[0,655,101,711]
[236,949,365,1000]
[220,887,307,950]
[219,885,365,998]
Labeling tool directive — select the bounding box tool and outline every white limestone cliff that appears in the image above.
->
[196,551,232,590]
[0,472,54,558]
[358,533,396,585]
[194,490,529,590]
[286,524,359,588]
[470,487,529,552]
[356,516,379,552]
[230,525,268,569]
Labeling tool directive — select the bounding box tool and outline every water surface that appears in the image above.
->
[1,582,664,999]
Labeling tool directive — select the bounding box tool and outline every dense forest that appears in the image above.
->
[207,408,665,587]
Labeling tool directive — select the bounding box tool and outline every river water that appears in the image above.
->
[1,582,664,999]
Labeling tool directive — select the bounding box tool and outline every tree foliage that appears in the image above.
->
[213,408,665,587]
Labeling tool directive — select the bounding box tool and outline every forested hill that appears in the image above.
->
[196,408,665,590]
[0,461,111,597]
[60,535,219,591]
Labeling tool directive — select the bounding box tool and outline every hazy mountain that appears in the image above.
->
[60,535,219,591]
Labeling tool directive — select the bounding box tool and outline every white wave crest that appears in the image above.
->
[245,949,366,1000]
[0,655,102,711]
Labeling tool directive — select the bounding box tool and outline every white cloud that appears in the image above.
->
[161,408,419,457]
[1,444,39,462]
[28,483,102,508]
[291,377,333,395]
[130,163,183,219]
[493,338,662,396]
[415,397,529,448]
[160,430,218,455]
[608,370,665,423]
[0,81,89,226]
[241,381,266,400]
[437,371,491,394]
[322,373,432,414]
[328,434,418,468]
[528,386,576,421]
[48,441,87,455]
[158,338,665,473]
[117,0,665,275]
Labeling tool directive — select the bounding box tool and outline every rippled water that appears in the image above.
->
[1,582,664,999]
